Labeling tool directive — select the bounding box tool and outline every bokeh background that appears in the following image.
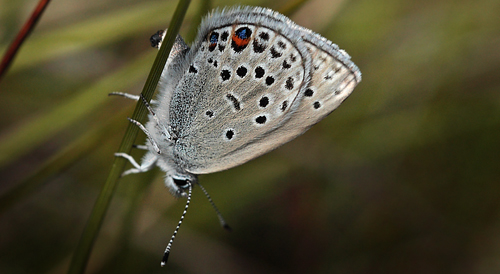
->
[1,0,499,273]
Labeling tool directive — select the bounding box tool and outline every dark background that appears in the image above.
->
[1,0,499,273]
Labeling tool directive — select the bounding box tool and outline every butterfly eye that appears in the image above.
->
[173,178,190,189]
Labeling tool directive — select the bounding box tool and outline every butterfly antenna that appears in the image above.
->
[197,183,232,231]
[161,182,192,267]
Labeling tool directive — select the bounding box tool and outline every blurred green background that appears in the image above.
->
[1,0,499,273]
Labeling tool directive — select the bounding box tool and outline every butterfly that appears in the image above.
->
[111,6,361,266]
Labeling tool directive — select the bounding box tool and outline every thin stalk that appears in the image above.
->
[0,0,52,81]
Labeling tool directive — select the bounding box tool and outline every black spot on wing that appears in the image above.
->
[255,66,265,78]
[282,60,291,69]
[259,32,269,41]
[280,101,288,111]
[270,46,282,58]
[285,77,294,90]
[253,40,266,53]
[259,97,269,107]
[265,76,274,86]
[220,69,231,81]
[225,129,234,140]
[255,115,267,124]
[208,31,219,52]
[226,94,241,111]
[236,66,247,78]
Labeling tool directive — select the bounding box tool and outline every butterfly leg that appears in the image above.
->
[115,151,157,176]
[133,144,149,150]
[109,92,139,101]
[139,94,174,141]
[109,92,158,104]
[127,117,161,154]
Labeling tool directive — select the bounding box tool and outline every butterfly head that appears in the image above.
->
[166,172,198,198]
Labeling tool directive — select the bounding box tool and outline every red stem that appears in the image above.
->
[0,0,52,82]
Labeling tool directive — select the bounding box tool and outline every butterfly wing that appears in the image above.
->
[161,7,360,174]
[277,28,362,135]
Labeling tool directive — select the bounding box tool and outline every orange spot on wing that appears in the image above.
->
[232,35,250,47]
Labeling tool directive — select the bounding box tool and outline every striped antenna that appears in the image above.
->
[161,182,192,267]
[198,183,232,231]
